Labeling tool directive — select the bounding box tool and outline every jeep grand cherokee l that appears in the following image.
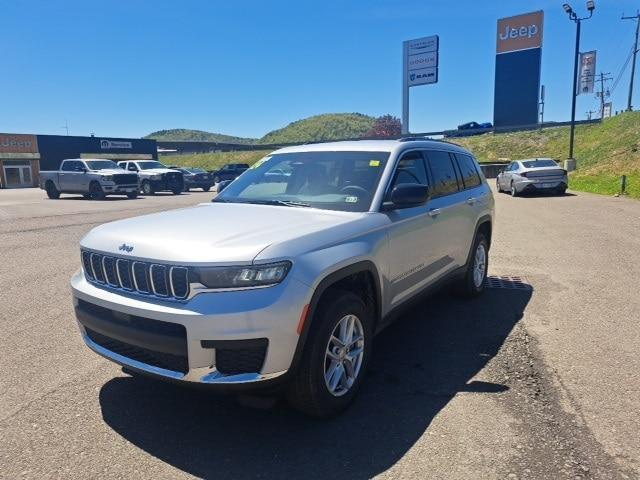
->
[72,139,494,417]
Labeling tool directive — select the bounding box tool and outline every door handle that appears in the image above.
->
[466,197,476,205]
[428,208,441,217]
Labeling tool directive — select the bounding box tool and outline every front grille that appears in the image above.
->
[85,327,189,374]
[114,174,138,185]
[165,172,183,186]
[215,340,268,375]
[82,250,190,300]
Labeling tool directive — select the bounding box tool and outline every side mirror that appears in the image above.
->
[387,183,430,209]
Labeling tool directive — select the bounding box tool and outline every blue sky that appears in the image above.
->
[1,0,639,138]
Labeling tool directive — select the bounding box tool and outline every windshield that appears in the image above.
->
[137,161,168,170]
[522,159,558,168]
[85,160,118,170]
[216,151,390,212]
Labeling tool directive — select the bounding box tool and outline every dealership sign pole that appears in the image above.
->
[402,35,439,134]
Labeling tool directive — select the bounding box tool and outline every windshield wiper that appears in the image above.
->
[242,199,311,208]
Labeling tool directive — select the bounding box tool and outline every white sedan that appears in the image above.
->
[497,158,568,196]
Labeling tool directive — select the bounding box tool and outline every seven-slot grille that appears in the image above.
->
[81,250,189,300]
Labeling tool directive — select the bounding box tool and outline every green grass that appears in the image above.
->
[569,172,640,198]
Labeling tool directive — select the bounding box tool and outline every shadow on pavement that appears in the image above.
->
[99,284,532,480]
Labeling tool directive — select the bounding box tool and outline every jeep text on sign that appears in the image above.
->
[496,10,544,54]
[0,133,39,153]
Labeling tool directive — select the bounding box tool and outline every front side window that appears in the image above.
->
[388,151,428,193]
[216,151,390,212]
[454,153,482,188]
[424,151,460,197]
[137,161,167,170]
[62,161,83,172]
[127,163,138,171]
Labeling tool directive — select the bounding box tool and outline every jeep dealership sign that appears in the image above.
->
[494,11,544,128]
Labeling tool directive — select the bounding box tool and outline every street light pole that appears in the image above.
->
[563,2,595,167]
[569,18,581,160]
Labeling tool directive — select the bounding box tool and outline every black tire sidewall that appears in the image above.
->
[289,291,373,417]
[45,182,60,199]
[464,233,489,296]
[89,182,104,200]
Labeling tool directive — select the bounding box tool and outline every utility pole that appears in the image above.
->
[596,72,613,118]
[61,119,69,136]
[585,110,595,120]
[539,84,546,130]
[622,11,640,111]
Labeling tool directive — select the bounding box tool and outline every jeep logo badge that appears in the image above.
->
[119,243,134,253]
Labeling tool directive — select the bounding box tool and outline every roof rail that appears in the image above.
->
[398,136,460,146]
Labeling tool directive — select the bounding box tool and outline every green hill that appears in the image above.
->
[145,129,256,144]
[257,113,375,144]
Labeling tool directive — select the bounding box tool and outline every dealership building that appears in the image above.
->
[0,133,157,189]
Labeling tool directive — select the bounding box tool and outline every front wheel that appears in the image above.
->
[89,182,105,200]
[288,290,372,417]
[126,191,138,199]
[456,232,489,298]
[141,180,154,195]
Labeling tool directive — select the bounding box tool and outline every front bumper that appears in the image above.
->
[101,183,138,194]
[71,270,311,387]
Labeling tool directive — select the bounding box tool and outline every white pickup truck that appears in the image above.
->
[40,158,139,200]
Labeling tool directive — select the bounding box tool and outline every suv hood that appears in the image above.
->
[80,203,363,264]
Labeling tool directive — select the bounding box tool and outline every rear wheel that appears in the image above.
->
[202,186,211,192]
[89,182,105,200]
[496,178,502,192]
[456,232,489,298]
[288,291,372,417]
[45,181,60,199]
[510,182,518,197]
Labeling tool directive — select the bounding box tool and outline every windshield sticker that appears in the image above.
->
[345,196,358,203]
[369,160,381,167]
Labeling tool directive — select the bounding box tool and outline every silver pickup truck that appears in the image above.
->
[40,158,139,200]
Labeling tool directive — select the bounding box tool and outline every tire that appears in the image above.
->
[510,182,518,197]
[496,178,502,193]
[141,180,154,195]
[557,187,567,196]
[456,232,489,298]
[45,181,60,199]
[89,182,105,200]
[171,187,182,195]
[126,191,138,199]
[202,186,211,192]
[82,193,91,199]
[287,290,372,418]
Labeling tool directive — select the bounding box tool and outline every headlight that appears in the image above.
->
[150,174,162,180]
[101,175,114,181]
[192,261,291,289]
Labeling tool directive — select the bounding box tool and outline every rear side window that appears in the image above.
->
[424,150,460,197]
[454,153,482,188]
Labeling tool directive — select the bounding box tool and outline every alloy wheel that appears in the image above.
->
[473,243,487,288]
[324,314,365,397]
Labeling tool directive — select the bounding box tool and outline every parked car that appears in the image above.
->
[117,160,184,195]
[175,167,214,192]
[209,163,250,184]
[71,139,494,417]
[458,121,482,130]
[496,158,568,196]
[40,158,139,200]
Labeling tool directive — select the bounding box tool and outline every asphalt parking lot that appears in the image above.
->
[1,186,639,479]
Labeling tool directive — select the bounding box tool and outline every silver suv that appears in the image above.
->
[72,139,494,416]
